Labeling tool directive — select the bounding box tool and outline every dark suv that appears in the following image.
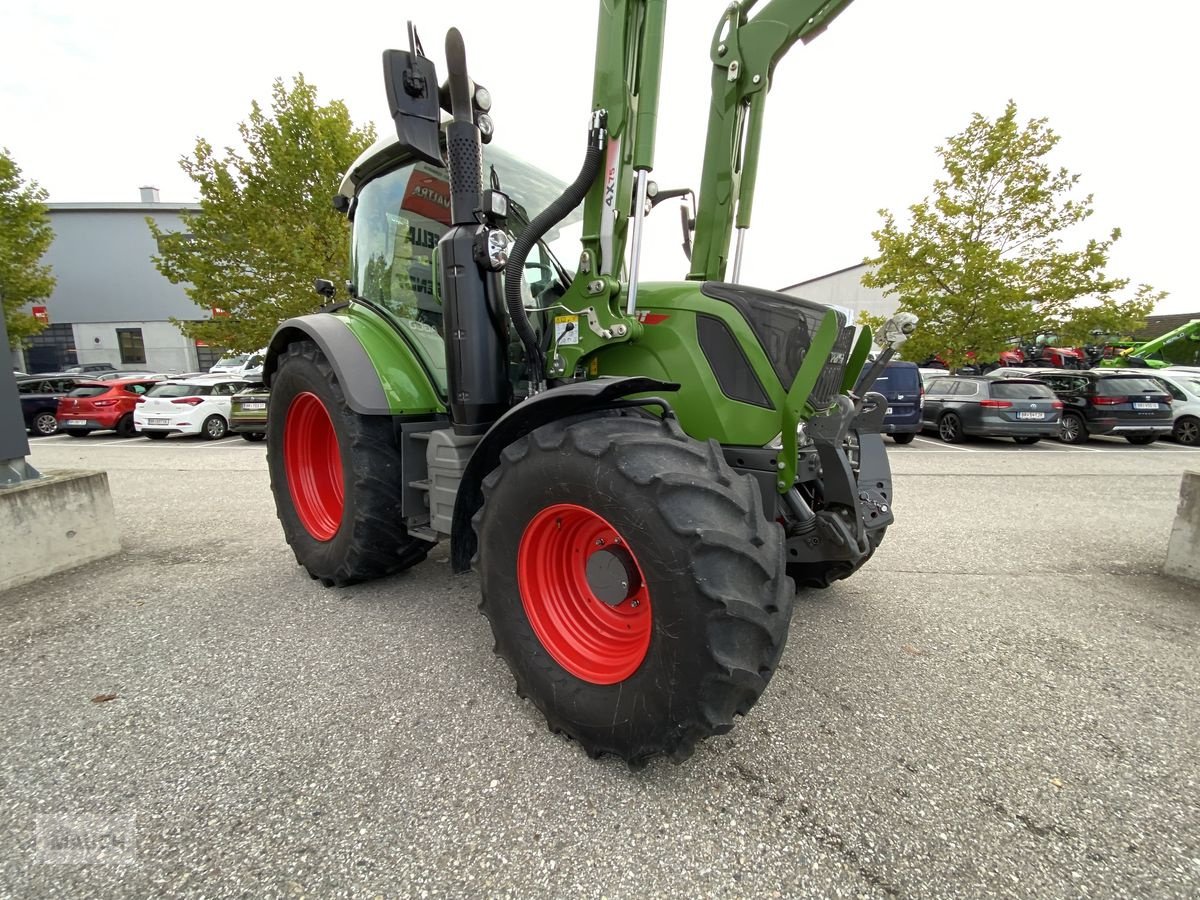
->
[922,376,1062,444]
[1033,371,1174,444]
[16,375,106,436]
[858,361,922,443]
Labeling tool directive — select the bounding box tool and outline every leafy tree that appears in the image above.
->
[862,101,1162,370]
[0,148,55,346]
[150,76,375,352]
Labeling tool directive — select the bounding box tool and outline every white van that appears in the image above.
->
[209,348,266,378]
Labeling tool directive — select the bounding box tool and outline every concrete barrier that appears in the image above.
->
[0,469,122,593]
[1164,470,1200,585]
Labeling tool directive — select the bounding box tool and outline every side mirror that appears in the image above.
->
[679,204,694,262]
[382,23,443,167]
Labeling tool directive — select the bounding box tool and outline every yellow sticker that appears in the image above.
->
[554,315,580,346]
[589,357,599,376]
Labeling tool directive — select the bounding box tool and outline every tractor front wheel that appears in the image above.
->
[267,340,433,586]
[476,415,793,767]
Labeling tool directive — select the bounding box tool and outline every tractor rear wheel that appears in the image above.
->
[267,340,433,587]
[476,415,793,767]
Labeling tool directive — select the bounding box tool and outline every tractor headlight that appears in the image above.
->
[478,228,509,270]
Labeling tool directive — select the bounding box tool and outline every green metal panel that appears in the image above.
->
[587,282,787,445]
[336,305,446,415]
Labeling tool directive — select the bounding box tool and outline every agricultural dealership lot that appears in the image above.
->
[2,435,1197,898]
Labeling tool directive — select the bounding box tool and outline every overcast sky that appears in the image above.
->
[2,0,1196,314]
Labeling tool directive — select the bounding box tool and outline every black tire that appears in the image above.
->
[201,415,228,440]
[32,413,59,436]
[937,412,964,443]
[1172,416,1199,446]
[66,429,90,438]
[1058,412,1088,444]
[891,432,916,444]
[1013,436,1040,445]
[267,340,433,587]
[788,526,887,590]
[144,431,168,440]
[1125,434,1157,445]
[241,432,266,442]
[476,414,793,767]
[115,413,136,438]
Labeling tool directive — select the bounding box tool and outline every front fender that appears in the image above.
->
[264,307,443,416]
[449,376,679,573]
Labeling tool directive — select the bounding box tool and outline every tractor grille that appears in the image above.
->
[700,282,851,408]
[809,324,855,409]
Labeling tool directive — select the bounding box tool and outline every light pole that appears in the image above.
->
[0,288,41,485]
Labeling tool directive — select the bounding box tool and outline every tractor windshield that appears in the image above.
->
[350,147,577,392]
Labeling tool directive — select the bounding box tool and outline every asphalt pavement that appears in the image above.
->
[1,432,1197,898]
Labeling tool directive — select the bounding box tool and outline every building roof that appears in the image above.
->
[1132,313,1200,341]
[779,261,869,292]
[47,202,198,213]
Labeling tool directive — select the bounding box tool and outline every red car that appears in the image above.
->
[56,378,162,437]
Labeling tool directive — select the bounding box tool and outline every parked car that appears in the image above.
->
[917,366,951,385]
[93,370,172,381]
[62,362,118,375]
[209,349,266,378]
[858,361,922,443]
[1101,368,1200,446]
[1033,371,1174,444]
[56,378,162,437]
[921,376,1063,444]
[229,382,269,442]
[16,375,106,436]
[133,375,248,440]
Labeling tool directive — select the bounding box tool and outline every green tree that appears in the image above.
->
[862,101,1162,370]
[0,148,55,346]
[150,76,375,352]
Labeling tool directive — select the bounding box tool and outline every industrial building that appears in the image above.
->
[14,188,217,374]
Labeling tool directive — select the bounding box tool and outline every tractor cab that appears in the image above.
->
[340,134,579,395]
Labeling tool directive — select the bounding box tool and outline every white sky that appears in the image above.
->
[2,0,1196,314]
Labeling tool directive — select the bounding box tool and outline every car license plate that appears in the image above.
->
[886,407,893,415]
[1133,402,1157,410]
[148,418,169,425]
[242,402,266,410]
[66,419,87,426]
[1017,411,1045,420]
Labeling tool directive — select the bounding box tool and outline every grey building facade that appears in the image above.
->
[780,263,896,323]
[15,191,218,374]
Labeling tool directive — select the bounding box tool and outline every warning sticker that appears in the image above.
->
[554,315,580,346]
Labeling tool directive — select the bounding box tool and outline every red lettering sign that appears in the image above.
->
[31,305,49,324]
[402,169,451,225]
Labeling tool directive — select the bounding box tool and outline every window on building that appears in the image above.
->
[25,323,77,373]
[194,341,223,371]
[116,328,146,365]
[154,232,194,254]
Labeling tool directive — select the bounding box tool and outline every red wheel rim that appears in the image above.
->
[517,504,652,684]
[284,392,343,541]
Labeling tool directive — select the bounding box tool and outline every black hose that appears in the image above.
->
[504,123,605,384]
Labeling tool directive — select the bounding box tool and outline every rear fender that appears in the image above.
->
[264,308,442,416]
[450,376,679,573]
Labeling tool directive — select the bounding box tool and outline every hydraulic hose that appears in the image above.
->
[504,113,607,388]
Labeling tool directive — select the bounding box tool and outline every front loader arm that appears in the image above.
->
[687,0,855,282]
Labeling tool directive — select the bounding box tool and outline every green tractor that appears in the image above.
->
[262,0,915,766]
